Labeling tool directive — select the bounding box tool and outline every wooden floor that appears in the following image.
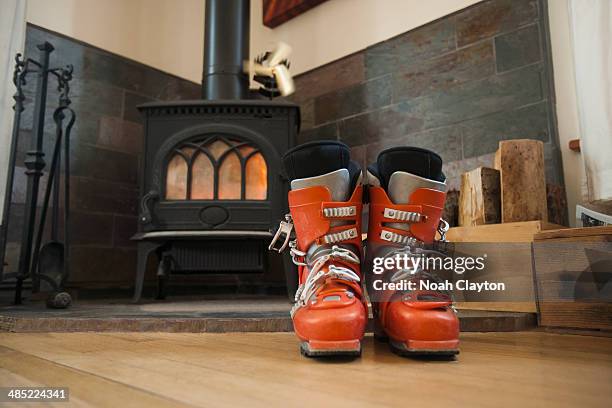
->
[0,331,610,407]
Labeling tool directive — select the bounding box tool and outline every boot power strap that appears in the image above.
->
[322,205,357,218]
[321,227,359,244]
[383,207,426,223]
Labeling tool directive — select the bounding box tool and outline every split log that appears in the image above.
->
[442,190,460,227]
[458,167,501,226]
[494,139,548,223]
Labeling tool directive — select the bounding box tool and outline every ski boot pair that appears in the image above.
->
[269,141,459,358]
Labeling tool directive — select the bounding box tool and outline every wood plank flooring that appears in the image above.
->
[0,332,610,407]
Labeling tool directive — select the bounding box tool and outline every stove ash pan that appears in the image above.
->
[137,100,299,234]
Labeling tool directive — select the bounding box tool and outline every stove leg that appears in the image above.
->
[133,241,161,303]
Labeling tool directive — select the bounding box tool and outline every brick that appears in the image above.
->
[123,92,153,123]
[393,41,495,101]
[341,64,544,146]
[495,24,542,72]
[297,123,338,144]
[314,75,391,125]
[456,0,538,47]
[361,125,463,165]
[113,214,138,248]
[69,246,137,284]
[70,143,139,185]
[366,18,456,79]
[297,98,315,130]
[70,176,138,215]
[462,102,549,158]
[97,116,144,154]
[292,53,365,102]
[69,211,115,247]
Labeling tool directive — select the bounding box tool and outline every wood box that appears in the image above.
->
[447,221,564,313]
[533,226,612,331]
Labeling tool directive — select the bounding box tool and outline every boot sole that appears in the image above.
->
[389,339,459,359]
[300,340,362,358]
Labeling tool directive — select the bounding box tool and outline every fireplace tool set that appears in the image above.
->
[0,42,75,308]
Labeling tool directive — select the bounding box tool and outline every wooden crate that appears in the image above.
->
[447,221,564,313]
[533,226,612,331]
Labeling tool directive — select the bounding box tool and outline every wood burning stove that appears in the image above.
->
[132,0,299,301]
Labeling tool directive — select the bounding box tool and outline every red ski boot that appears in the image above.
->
[270,141,367,357]
[366,147,459,357]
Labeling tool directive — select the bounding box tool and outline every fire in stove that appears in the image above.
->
[165,137,268,201]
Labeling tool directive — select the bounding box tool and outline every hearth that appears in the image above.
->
[132,0,299,301]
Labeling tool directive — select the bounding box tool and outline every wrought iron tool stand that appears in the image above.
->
[0,42,76,307]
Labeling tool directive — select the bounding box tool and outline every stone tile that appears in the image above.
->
[362,126,463,165]
[69,246,136,284]
[69,143,139,185]
[443,153,496,190]
[69,111,102,146]
[9,165,50,206]
[461,101,549,158]
[314,75,391,125]
[297,122,338,144]
[338,104,424,147]
[68,211,114,247]
[292,53,365,102]
[81,46,142,90]
[2,243,20,274]
[298,98,315,131]
[365,18,456,79]
[349,145,367,169]
[5,203,52,245]
[18,99,60,133]
[113,214,138,248]
[6,203,26,243]
[123,91,153,123]
[97,116,144,154]
[495,24,542,72]
[80,42,199,101]
[456,0,538,47]
[341,64,544,146]
[393,41,495,101]
[70,176,138,215]
[25,26,85,75]
[66,78,124,118]
[157,76,201,101]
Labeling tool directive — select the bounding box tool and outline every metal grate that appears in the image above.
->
[170,240,265,272]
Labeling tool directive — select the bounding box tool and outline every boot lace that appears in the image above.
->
[290,244,360,318]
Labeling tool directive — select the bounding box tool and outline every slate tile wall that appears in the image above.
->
[4,24,200,287]
[289,0,565,223]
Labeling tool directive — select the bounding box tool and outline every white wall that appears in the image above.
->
[0,0,26,221]
[26,0,481,81]
[251,0,481,76]
[548,0,586,225]
[22,0,585,223]
[26,0,204,82]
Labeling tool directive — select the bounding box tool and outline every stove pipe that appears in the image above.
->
[202,0,250,100]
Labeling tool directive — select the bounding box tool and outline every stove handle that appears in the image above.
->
[140,190,159,225]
